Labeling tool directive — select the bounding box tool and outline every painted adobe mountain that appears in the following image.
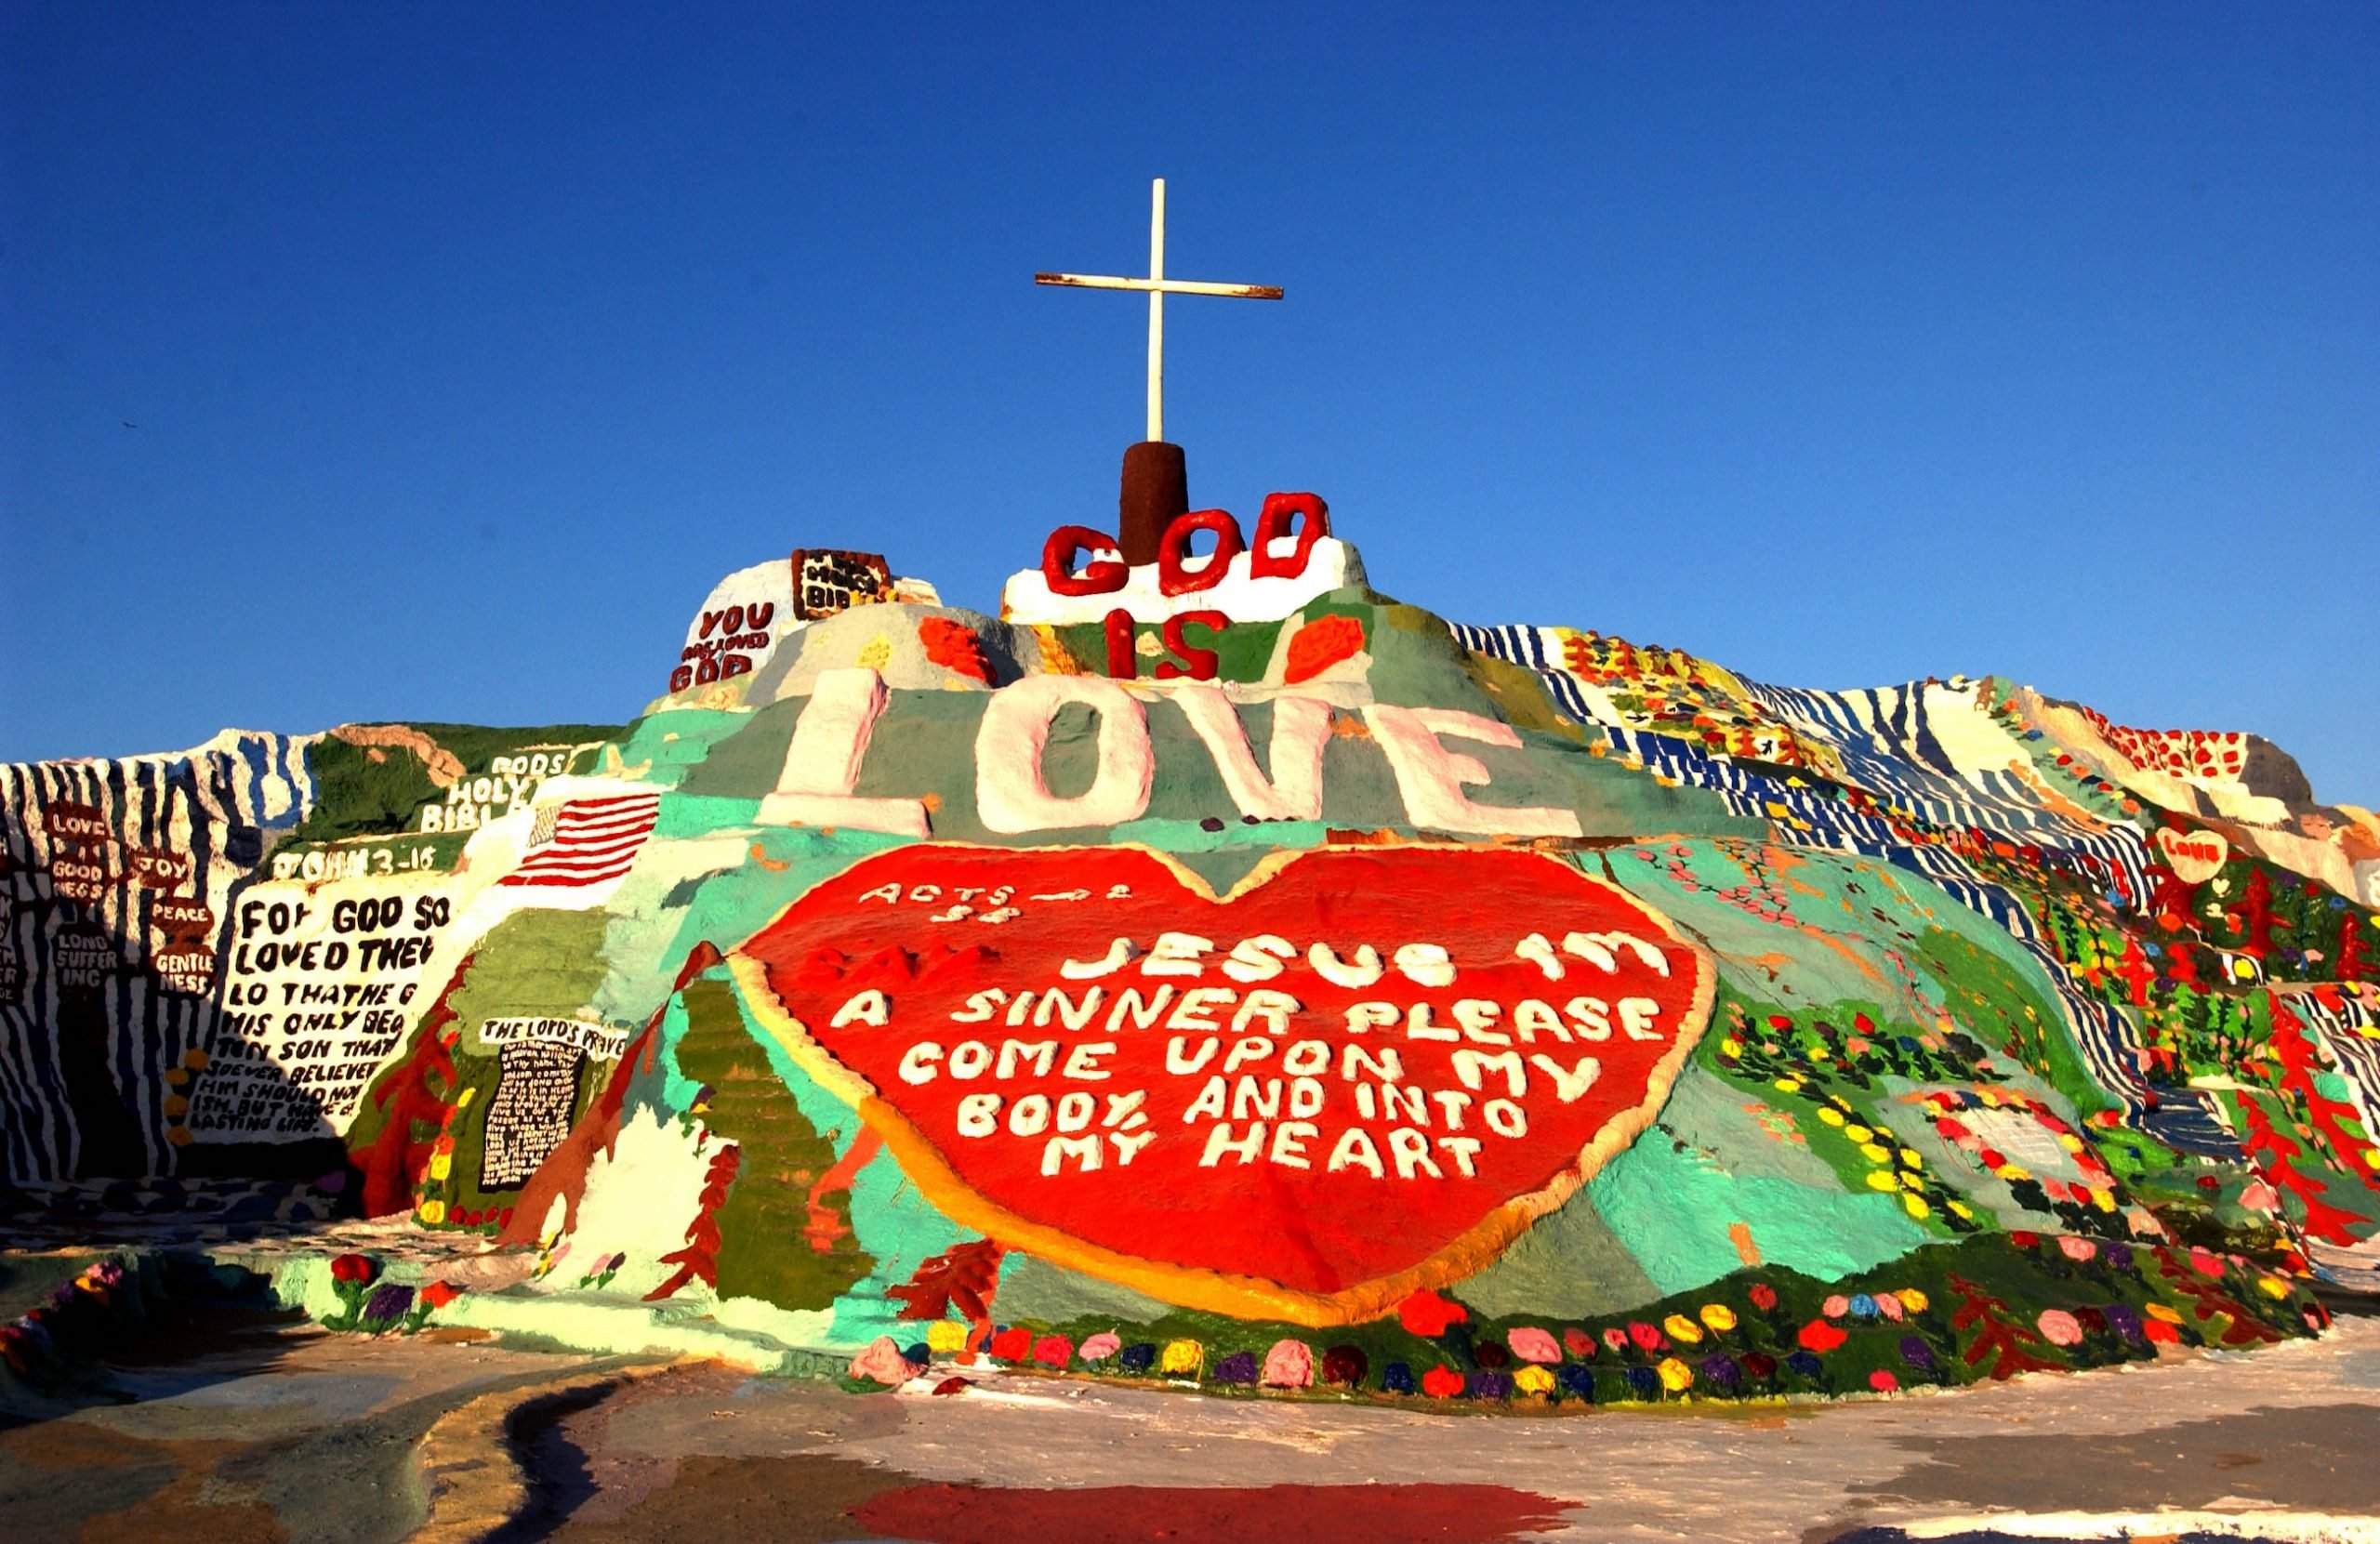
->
[4,492,2373,1404]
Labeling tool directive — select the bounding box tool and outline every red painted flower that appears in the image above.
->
[1562,1326,1596,1359]
[1868,1369,1899,1393]
[1032,1334,1073,1368]
[419,1281,465,1310]
[989,1326,1032,1362]
[329,1253,379,1286]
[1796,1320,1847,1353]
[1626,1320,1666,1354]
[1749,1283,1778,1312]
[1396,1288,1469,1338]
[2009,1231,2039,1248]
[1420,1366,1466,1398]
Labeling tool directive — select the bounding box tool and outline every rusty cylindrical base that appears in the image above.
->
[1118,441,1188,567]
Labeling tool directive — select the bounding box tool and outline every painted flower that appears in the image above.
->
[2103,1243,2135,1272]
[1472,1341,1511,1371]
[1626,1321,1666,1354]
[926,1319,968,1354]
[2143,1318,2182,1345]
[1602,1327,1631,1354]
[416,1199,446,1225]
[1506,1326,1562,1365]
[1898,1335,1936,1372]
[1785,1351,1824,1379]
[2103,1304,2144,1343]
[1742,1352,1778,1379]
[1032,1334,1073,1368]
[1699,1353,1741,1390]
[1749,1283,1779,1312]
[2142,1301,2184,1324]
[1261,1339,1315,1389]
[1624,1365,1661,1398]
[1321,1345,1368,1387]
[361,1283,414,1326]
[1397,1288,1470,1338]
[1874,1292,1905,1323]
[1655,1356,1694,1392]
[1158,1339,1203,1376]
[1211,1351,1259,1385]
[1868,1369,1899,1393]
[427,1153,452,1181]
[1513,1364,1556,1396]
[1078,1331,1121,1362]
[1699,1303,1739,1334]
[989,1326,1032,1362]
[330,1253,379,1286]
[1847,1294,1877,1319]
[1420,1365,1466,1398]
[1467,1370,1514,1400]
[1117,1343,1158,1374]
[2036,1310,2084,1347]
[2010,1230,2040,1248]
[1661,1313,1704,1344]
[1562,1326,1597,1359]
[1556,1364,1596,1400]
[1895,1287,1929,1313]
[1821,1294,1850,1319]
[419,1281,465,1310]
[1382,1362,1417,1394]
[1797,1320,1847,1353]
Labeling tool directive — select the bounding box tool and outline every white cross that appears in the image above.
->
[1036,178,1282,443]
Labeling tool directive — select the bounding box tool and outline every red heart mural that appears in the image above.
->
[732,844,1712,1325]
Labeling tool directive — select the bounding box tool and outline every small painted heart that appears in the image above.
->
[734,844,1712,1324]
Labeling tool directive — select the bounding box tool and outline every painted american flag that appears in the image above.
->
[499,794,662,889]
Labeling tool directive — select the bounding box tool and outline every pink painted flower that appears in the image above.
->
[1506,1326,1561,1365]
[1602,1327,1631,1354]
[2036,1310,2084,1347]
[1078,1332,1122,1362]
[1873,1292,1904,1323]
[2056,1236,2097,1262]
[1821,1294,1851,1319]
[1260,1339,1315,1389]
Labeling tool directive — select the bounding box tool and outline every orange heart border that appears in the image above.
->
[727,842,1716,1328]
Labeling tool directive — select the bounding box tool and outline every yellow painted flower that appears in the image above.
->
[926,1319,968,1353]
[457,1087,478,1109]
[1662,1313,1703,1343]
[1866,1171,1898,1192]
[2256,1275,2290,1300]
[1656,1356,1694,1392]
[1896,1288,1928,1313]
[1699,1303,1738,1333]
[1513,1364,1555,1395]
[1159,1338,1203,1375]
[1844,1124,1873,1142]
[2090,1188,2116,1212]
[1773,1077,1802,1093]
[1859,1142,1891,1164]
[1898,1149,1923,1169]
[1818,1107,1846,1127]
[1901,1193,1930,1220]
[1897,1170,1924,1191]
[417,1199,446,1225]
[1721,1038,1742,1059]
[1947,1200,1974,1221]
[2143,1301,2183,1324]
[428,1153,452,1181]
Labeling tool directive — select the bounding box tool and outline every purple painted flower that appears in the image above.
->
[1467,1370,1514,1400]
[1211,1351,1259,1385]
[2103,1303,2144,1343]
[362,1282,415,1326]
[2104,1242,2135,1271]
[1899,1334,1937,1372]
[1699,1353,1742,1390]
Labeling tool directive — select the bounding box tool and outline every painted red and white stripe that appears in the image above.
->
[498,795,662,889]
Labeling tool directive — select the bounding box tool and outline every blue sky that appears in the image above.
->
[4,4,2374,804]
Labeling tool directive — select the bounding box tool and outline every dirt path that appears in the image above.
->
[4,1312,2377,1542]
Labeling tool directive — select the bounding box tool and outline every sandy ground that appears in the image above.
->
[5,1311,2377,1542]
